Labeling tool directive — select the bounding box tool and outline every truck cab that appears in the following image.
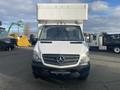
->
[32,4,90,80]
[85,32,120,54]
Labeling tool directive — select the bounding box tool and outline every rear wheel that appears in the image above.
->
[113,47,120,54]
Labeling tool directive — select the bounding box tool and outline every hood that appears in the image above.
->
[34,41,88,55]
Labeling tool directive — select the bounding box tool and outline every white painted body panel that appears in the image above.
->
[37,4,88,21]
[34,41,88,68]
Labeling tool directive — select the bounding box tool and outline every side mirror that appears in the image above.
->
[85,37,90,43]
[30,34,38,45]
[31,38,38,45]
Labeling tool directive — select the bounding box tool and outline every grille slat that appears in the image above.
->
[42,54,79,66]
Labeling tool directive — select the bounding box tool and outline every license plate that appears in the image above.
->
[51,71,70,74]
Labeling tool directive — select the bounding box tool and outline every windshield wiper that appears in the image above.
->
[40,41,52,43]
[70,41,82,44]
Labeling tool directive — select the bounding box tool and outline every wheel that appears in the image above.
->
[4,47,10,51]
[32,67,48,79]
[78,63,90,81]
[8,47,12,51]
[10,45,15,50]
[78,71,89,80]
[32,71,39,79]
[113,47,120,54]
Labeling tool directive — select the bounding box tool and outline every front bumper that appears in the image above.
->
[32,61,90,75]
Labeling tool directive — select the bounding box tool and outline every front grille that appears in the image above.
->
[42,54,80,66]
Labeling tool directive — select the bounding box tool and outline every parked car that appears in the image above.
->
[0,27,16,51]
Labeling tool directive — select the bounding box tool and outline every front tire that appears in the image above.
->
[32,71,39,79]
[113,47,120,54]
[78,71,89,80]
[78,64,90,80]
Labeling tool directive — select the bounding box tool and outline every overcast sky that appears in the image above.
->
[0,0,120,33]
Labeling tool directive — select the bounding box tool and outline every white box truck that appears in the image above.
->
[32,4,90,80]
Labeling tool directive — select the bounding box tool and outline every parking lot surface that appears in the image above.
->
[0,48,120,90]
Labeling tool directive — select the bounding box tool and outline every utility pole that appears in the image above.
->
[0,21,2,26]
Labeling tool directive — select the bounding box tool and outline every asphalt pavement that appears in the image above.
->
[0,47,120,90]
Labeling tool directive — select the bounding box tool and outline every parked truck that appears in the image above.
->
[32,4,90,80]
[85,33,120,54]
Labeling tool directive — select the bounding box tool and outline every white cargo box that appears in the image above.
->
[37,4,88,21]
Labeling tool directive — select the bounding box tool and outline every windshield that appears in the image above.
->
[0,30,7,37]
[39,25,84,41]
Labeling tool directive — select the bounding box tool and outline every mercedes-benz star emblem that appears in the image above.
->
[57,56,64,64]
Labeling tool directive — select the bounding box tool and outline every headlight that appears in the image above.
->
[80,52,89,65]
[33,51,42,62]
